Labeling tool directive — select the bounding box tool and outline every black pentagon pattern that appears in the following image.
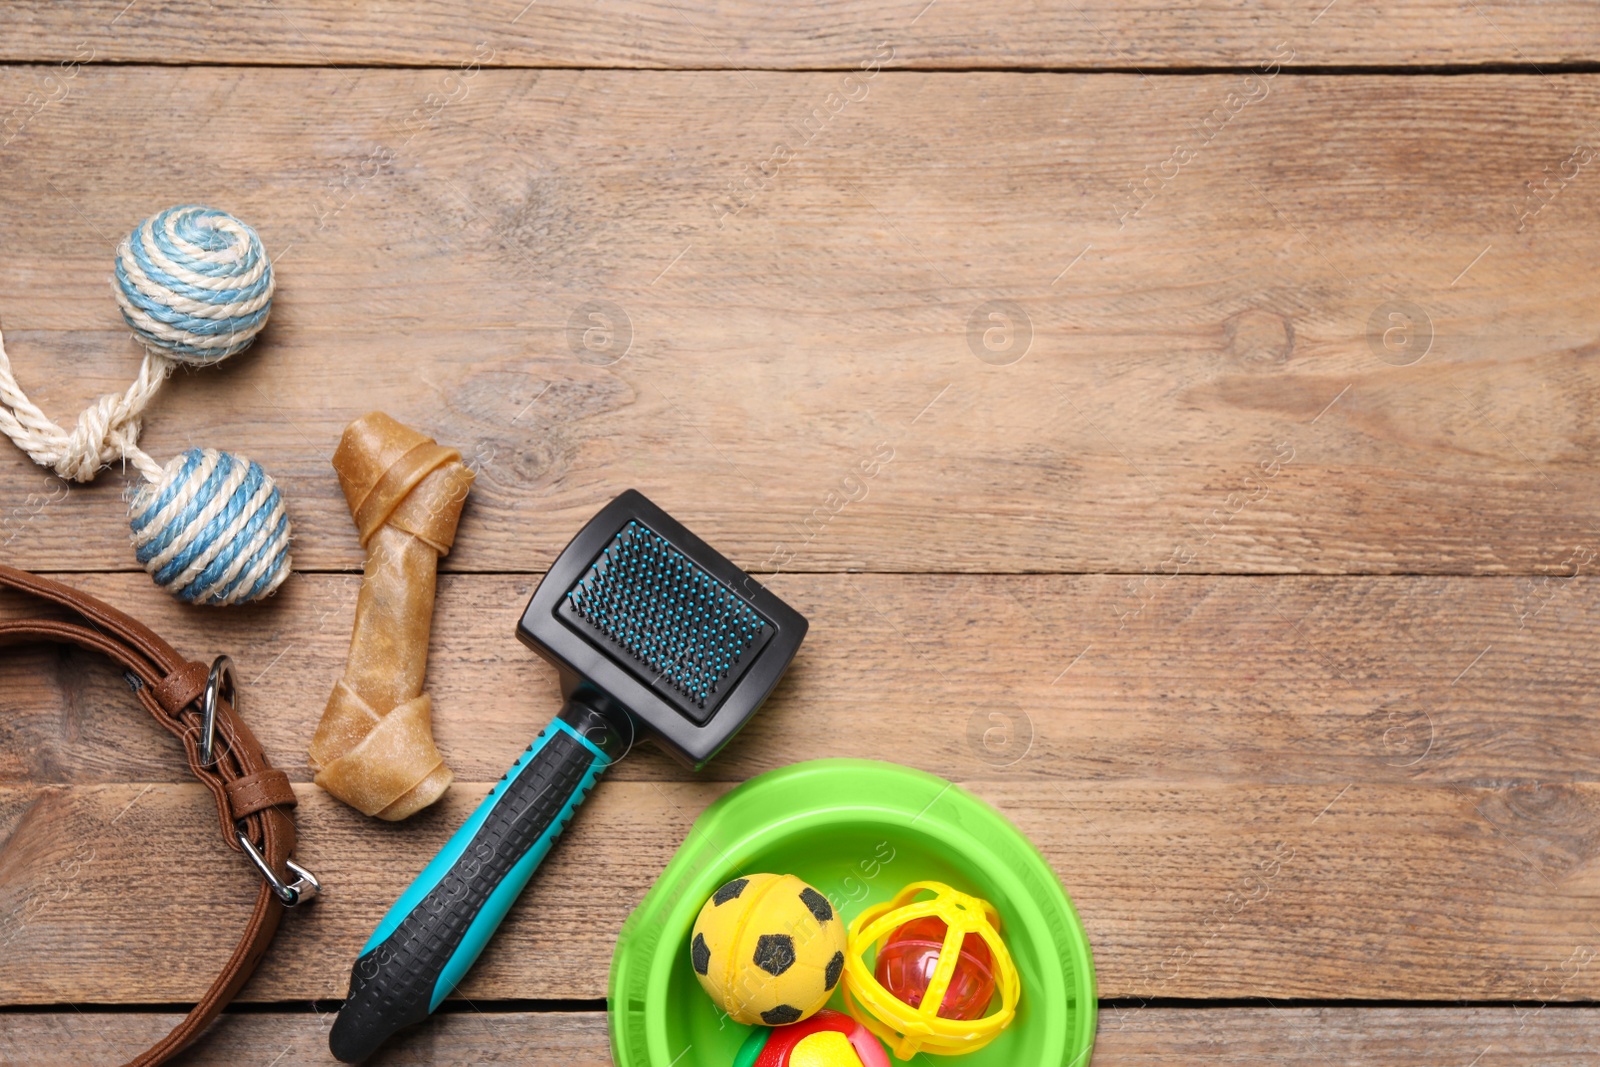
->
[713,878,750,906]
[762,1005,803,1025]
[799,887,833,924]
[753,933,796,976]
[691,933,711,976]
[824,950,845,991]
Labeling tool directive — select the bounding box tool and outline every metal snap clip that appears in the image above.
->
[198,654,236,769]
[236,825,321,907]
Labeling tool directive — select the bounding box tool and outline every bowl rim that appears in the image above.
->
[609,758,1098,1067]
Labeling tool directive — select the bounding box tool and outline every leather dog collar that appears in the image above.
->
[0,563,315,1066]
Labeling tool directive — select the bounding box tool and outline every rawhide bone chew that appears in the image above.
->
[309,412,473,820]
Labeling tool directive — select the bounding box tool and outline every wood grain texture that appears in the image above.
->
[7,1007,1600,1066]
[0,2,1595,69]
[2,69,1600,574]
[3,11,1599,1056]
[8,571,1596,1005]
[0,1010,610,1067]
[4,572,1597,787]
[1092,1006,1600,1064]
[4,779,1599,1003]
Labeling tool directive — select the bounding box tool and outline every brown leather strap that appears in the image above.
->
[0,563,303,1067]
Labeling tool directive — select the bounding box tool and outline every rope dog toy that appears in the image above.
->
[0,205,292,605]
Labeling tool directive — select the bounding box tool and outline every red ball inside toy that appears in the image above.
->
[873,916,997,1021]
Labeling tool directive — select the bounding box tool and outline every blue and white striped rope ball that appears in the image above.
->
[113,205,275,365]
[129,448,292,606]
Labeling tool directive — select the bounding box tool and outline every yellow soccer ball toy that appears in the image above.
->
[691,873,848,1026]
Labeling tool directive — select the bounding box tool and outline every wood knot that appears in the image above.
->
[1472,783,1600,881]
[1224,309,1294,368]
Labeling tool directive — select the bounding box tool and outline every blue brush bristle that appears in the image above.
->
[564,521,767,707]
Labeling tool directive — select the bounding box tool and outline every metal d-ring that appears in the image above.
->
[198,655,236,770]
[236,826,321,907]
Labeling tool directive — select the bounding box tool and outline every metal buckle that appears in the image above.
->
[198,655,236,769]
[236,825,320,907]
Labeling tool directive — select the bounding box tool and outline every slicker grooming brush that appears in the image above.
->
[329,490,808,1062]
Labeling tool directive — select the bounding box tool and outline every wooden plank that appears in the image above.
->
[6,1006,1600,1066]
[0,1010,610,1067]
[2,69,1600,574]
[1094,1006,1600,1064]
[0,2,1592,69]
[4,778,1600,1003]
[4,572,1597,787]
[0,781,701,1005]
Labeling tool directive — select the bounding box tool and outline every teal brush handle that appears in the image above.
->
[328,699,624,1063]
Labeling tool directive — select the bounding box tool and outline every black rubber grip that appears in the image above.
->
[328,722,605,1062]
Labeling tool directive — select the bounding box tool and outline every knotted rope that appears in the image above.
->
[0,327,171,483]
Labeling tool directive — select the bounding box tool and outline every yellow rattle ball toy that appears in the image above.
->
[691,873,848,1026]
[841,881,1021,1058]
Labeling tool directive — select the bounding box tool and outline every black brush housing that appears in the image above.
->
[517,489,807,768]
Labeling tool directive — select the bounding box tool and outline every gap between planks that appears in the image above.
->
[8,60,1600,74]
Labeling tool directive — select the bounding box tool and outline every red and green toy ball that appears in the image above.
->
[874,915,998,1020]
[732,1009,890,1067]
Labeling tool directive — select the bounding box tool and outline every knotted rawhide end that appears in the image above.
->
[310,412,474,820]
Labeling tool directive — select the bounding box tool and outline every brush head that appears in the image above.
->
[517,490,807,769]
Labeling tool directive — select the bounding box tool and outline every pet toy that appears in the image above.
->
[842,882,1021,1058]
[328,490,809,1062]
[875,915,995,1021]
[0,204,290,605]
[733,1009,890,1067]
[308,412,471,820]
[692,873,848,1026]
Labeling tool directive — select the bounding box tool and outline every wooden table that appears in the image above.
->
[4,3,1600,1063]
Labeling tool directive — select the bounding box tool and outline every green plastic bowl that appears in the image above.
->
[609,759,1096,1066]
